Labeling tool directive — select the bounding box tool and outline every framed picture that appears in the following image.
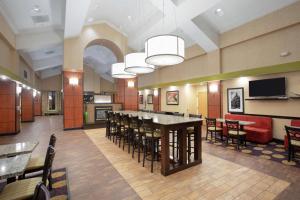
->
[147,94,153,104]
[139,95,143,104]
[227,88,244,113]
[166,90,179,105]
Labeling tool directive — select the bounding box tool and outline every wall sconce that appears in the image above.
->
[33,90,37,97]
[127,80,135,88]
[209,84,218,93]
[69,77,79,85]
[0,75,8,80]
[153,89,159,96]
[17,85,22,94]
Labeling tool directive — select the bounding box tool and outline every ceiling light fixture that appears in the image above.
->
[145,0,185,66]
[32,5,41,13]
[214,8,224,16]
[125,53,155,74]
[87,17,94,23]
[111,63,136,79]
[127,15,132,21]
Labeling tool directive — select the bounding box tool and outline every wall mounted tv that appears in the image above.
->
[249,77,286,97]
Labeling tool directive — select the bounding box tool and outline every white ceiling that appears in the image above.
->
[0,0,298,79]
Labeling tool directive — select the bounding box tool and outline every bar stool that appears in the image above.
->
[186,114,202,160]
[130,116,143,162]
[225,120,246,150]
[109,112,117,141]
[105,111,110,138]
[169,113,184,161]
[206,118,223,142]
[121,114,130,151]
[142,118,161,173]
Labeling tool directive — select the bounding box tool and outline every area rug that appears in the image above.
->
[0,168,69,200]
[205,139,300,168]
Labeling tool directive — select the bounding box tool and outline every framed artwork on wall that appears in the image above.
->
[139,95,143,104]
[166,90,179,105]
[227,87,244,113]
[147,94,153,104]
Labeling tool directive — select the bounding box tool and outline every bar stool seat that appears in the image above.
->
[228,130,246,135]
[0,177,42,200]
[146,130,161,138]
[208,127,223,131]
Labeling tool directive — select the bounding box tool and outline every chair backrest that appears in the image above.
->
[173,112,184,117]
[42,146,56,185]
[156,111,166,114]
[206,118,217,127]
[189,114,202,118]
[129,116,140,129]
[32,182,50,200]
[141,118,154,134]
[115,113,121,123]
[49,134,56,147]
[285,125,300,145]
[122,114,130,126]
[225,120,240,132]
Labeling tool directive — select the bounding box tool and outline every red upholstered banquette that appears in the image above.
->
[224,114,273,144]
[284,120,300,149]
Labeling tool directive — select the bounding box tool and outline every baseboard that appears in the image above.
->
[0,131,19,136]
[21,120,34,123]
[63,127,83,131]
[272,138,284,144]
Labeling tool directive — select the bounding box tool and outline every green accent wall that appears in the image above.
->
[139,61,300,90]
[0,64,34,88]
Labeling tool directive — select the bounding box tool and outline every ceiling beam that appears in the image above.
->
[64,0,91,38]
[129,0,221,52]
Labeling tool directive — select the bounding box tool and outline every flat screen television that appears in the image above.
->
[249,77,286,97]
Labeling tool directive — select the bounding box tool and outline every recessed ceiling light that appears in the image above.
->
[214,8,224,16]
[87,17,94,23]
[32,5,41,13]
[128,16,132,21]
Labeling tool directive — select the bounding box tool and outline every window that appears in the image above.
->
[48,91,56,111]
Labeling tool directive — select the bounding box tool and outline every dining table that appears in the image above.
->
[0,141,39,158]
[0,154,31,180]
[114,111,203,176]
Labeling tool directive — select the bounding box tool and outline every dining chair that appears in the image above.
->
[206,118,223,142]
[121,114,130,151]
[130,116,143,162]
[142,118,161,173]
[0,146,55,200]
[32,182,50,200]
[22,134,56,189]
[105,111,111,138]
[225,120,246,150]
[187,114,202,160]
[285,125,300,161]
[109,112,117,141]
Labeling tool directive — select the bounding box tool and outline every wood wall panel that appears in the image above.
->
[0,80,17,134]
[21,89,34,122]
[124,79,138,111]
[63,71,83,129]
[153,89,161,112]
[34,93,42,116]
[207,81,222,118]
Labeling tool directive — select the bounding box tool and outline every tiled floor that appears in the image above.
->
[1,116,299,200]
[86,129,292,200]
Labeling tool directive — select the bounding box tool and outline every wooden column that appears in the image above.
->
[0,79,18,134]
[63,71,83,130]
[207,81,222,118]
[115,78,138,111]
[21,88,34,122]
[153,88,161,112]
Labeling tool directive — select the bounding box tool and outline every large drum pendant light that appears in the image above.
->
[145,35,185,66]
[111,63,136,79]
[125,53,155,74]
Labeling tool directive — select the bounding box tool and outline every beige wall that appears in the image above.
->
[100,78,115,93]
[0,13,16,49]
[64,23,129,71]
[222,71,300,140]
[83,65,101,93]
[40,74,62,91]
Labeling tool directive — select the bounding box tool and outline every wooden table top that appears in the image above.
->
[0,141,39,158]
[115,111,203,125]
[0,154,31,180]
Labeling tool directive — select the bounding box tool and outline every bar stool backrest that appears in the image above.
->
[42,146,55,186]
[285,125,300,145]
[129,116,140,129]
[141,118,154,134]
[173,112,184,117]
[122,114,130,126]
[49,134,56,147]
[206,118,217,128]
[225,120,240,134]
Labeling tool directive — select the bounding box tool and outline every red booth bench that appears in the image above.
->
[224,114,273,144]
[284,119,300,149]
